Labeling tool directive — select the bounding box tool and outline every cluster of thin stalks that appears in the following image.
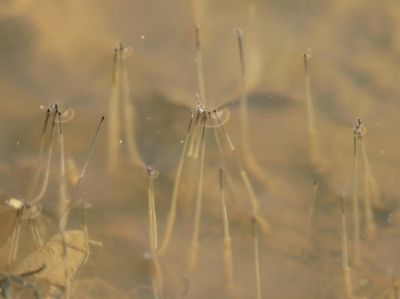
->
[0,106,104,299]
[108,42,144,172]
[303,49,328,176]
[5,105,59,268]
[127,23,273,298]
[351,119,378,267]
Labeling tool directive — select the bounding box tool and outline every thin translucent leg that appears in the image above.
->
[120,47,144,168]
[188,116,206,271]
[214,111,270,234]
[211,115,241,205]
[74,116,105,196]
[108,49,121,172]
[187,113,201,157]
[27,109,51,198]
[235,29,273,189]
[359,139,376,238]
[352,134,361,266]
[31,110,57,205]
[304,50,326,173]
[307,181,319,239]
[252,217,262,299]
[29,218,43,248]
[8,210,22,266]
[158,116,194,255]
[340,196,354,299]
[58,112,70,219]
[147,167,159,252]
[194,26,206,107]
[220,169,234,294]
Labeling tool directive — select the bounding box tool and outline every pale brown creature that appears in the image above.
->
[15,229,88,299]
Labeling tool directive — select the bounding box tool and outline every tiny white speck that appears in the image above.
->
[119,139,123,144]
[16,141,20,146]
[140,35,146,40]
[39,105,45,110]
[180,139,184,144]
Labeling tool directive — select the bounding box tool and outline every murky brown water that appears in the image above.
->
[0,0,400,298]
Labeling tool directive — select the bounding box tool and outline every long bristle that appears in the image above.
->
[187,112,201,157]
[108,48,121,173]
[252,216,262,299]
[352,119,361,266]
[120,44,144,168]
[158,115,195,255]
[358,124,377,239]
[31,107,58,204]
[8,209,22,267]
[29,218,43,248]
[195,26,206,107]
[219,168,235,295]
[147,166,163,299]
[235,29,273,190]
[211,113,241,204]
[74,116,105,195]
[307,180,319,238]
[303,49,326,173]
[213,110,271,234]
[58,112,70,219]
[188,114,207,272]
[147,166,159,253]
[27,108,51,198]
[340,195,354,299]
